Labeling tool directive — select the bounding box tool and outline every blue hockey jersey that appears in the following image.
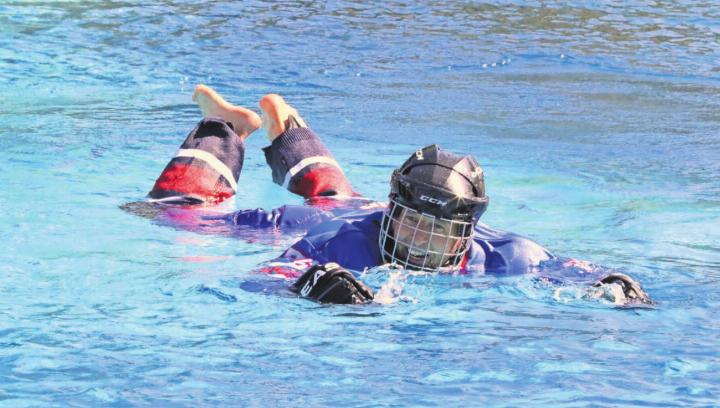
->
[220,202,553,276]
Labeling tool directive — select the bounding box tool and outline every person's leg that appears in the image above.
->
[259,93,307,142]
[259,94,355,199]
[193,84,261,140]
[148,86,261,204]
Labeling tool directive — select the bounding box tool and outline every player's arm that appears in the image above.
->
[216,205,333,229]
[478,225,652,306]
[538,259,653,306]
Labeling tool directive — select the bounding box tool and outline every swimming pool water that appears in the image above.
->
[1,1,719,406]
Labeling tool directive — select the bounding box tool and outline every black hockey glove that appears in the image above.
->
[594,273,653,305]
[292,263,374,304]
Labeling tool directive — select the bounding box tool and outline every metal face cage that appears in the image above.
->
[378,198,475,272]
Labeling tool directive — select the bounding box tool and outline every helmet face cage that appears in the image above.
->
[378,198,475,273]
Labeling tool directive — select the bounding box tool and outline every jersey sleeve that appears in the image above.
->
[471,223,555,275]
[262,127,355,198]
[480,236,554,274]
[149,117,244,204]
[533,258,635,286]
[226,205,333,229]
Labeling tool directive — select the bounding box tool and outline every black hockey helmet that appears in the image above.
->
[388,144,489,222]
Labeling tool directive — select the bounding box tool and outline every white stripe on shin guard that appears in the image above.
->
[281,156,342,189]
[175,148,238,192]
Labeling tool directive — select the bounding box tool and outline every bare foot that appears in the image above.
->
[259,93,308,142]
[192,84,262,140]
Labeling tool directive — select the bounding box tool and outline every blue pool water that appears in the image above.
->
[1,1,719,406]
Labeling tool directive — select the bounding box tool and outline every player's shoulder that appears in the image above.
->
[474,222,543,245]
[472,222,554,274]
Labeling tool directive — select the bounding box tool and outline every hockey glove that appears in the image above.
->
[292,263,374,304]
[593,273,653,306]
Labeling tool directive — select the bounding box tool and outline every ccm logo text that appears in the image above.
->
[419,195,447,206]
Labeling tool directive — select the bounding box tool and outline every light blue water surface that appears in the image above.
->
[1,1,719,406]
